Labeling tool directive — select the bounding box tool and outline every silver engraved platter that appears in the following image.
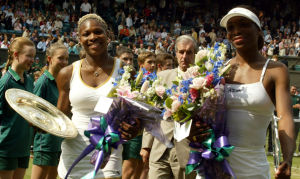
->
[5,88,78,139]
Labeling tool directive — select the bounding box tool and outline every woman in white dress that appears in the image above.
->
[56,14,140,179]
[220,6,295,179]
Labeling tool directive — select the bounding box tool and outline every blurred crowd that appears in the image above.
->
[0,0,299,59]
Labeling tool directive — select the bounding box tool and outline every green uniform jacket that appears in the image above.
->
[33,70,63,152]
[0,67,34,157]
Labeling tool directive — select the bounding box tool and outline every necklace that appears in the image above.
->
[84,58,102,77]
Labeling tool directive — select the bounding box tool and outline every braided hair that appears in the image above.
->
[77,14,108,35]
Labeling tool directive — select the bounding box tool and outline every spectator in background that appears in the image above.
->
[39,29,48,38]
[174,20,181,36]
[69,1,78,15]
[37,37,47,51]
[54,17,63,31]
[291,85,300,156]
[63,37,70,48]
[267,40,275,57]
[132,44,139,56]
[198,32,206,45]
[208,28,217,45]
[137,43,146,54]
[22,27,30,38]
[13,19,22,31]
[32,16,40,29]
[68,40,79,55]
[80,0,91,16]
[146,45,154,53]
[129,26,136,42]
[279,39,286,56]
[62,9,70,23]
[0,35,9,49]
[116,46,134,66]
[156,53,174,72]
[126,14,133,28]
[62,0,69,10]
[9,34,16,44]
[155,28,161,39]
[145,31,153,42]
[155,43,165,54]
[26,16,33,28]
[264,30,272,44]
[5,8,13,18]
[295,38,300,56]
[118,22,125,35]
[147,38,155,47]
[69,14,77,30]
[116,9,126,26]
[191,28,198,42]
[161,28,168,39]
[119,26,130,43]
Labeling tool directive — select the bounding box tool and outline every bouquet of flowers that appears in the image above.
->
[162,43,235,178]
[163,43,230,122]
[65,67,172,179]
[110,67,168,108]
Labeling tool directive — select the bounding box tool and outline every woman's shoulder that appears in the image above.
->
[267,60,289,81]
[267,60,288,70]
[57,64,74,84]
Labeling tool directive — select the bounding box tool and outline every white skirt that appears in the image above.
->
[58,127,123,179]
[196,146,270,179]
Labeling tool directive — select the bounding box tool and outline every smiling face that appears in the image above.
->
[291,86,298,95]
[49,48,69,73]
[226,16,260,51]
[16,45,36,71]
[79,19,108,57]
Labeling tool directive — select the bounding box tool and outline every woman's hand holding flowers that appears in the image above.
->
[119,118,141,140]
[188,121,211,143]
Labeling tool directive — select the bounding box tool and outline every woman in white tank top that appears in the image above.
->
[56,14,140,179]
[219,6,295,179]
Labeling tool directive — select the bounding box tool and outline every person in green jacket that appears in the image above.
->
[0,62,6,78]
[31,42,69,179]
[0,37,36,179]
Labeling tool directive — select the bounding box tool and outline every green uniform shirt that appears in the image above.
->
[292,95,300,118]
[0,62,6,79]
[33,70,63,152]
[0,67,34,157]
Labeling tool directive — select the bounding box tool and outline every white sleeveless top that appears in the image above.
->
[225,59,275,179]
[58,59,123,179]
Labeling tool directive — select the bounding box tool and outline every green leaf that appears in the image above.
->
[107,88,117,97]
[165,97,173,109]
[172,81,179,86]
[202,56,208,62]
[135,72,143,86]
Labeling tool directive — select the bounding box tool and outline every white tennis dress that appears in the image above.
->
[58,59,122,179]
[224,59,274,178]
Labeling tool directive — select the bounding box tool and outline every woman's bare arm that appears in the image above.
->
[273,63,295,178]
[56,65,73,118]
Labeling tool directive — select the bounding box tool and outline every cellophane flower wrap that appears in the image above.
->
[162,43,235,178]
[65,66,172,179]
